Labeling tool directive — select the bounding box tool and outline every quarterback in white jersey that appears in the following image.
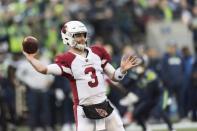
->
[23,21,141,131]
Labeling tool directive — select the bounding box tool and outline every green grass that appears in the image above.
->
[17,127,28,131]
[16,127,197,131]
[16,126,61,131]
[155,129,197,131]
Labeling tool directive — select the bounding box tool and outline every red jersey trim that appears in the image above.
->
[90,45,111,69]
[54,52,79,105]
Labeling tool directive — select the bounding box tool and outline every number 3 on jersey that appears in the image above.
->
[84,67,98,88]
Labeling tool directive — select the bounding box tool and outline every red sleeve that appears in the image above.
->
[54,54,64,66]
[54,52,76,79]
[91,45,112,68]
[54,54,64,74]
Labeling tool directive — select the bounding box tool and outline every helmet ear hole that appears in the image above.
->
[61,25,67,34]
[61,28,66,34]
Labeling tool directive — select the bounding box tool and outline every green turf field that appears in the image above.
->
[15,122,197,131]
[156,129,197,131]
[125,121,197,131]
[16,126,197,131]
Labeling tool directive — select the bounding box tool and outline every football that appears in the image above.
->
[22,36,38,54]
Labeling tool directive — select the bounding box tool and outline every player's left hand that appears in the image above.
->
[120,54,142,73]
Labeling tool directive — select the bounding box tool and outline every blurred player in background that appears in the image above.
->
[120,60,175,131]
[16,52,54,131]
[22,20,141,131]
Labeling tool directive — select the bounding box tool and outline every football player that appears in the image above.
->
[23,21,141,131]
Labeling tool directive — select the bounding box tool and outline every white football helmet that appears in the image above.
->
[61,21,88,50]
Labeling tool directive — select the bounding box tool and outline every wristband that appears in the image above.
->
[114,67,127,81]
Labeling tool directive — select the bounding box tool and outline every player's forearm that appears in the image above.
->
[26,56,48,74]
[104,63,127,81]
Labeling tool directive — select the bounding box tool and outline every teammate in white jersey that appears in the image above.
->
[23,21,141,131]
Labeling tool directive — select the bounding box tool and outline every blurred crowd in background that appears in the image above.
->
[1,0,197,131]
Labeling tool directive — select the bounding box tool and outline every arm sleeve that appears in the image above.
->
[53,53,74,79]
[46,64,62,75]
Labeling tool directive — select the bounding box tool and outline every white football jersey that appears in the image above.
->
[55,45,111,105]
